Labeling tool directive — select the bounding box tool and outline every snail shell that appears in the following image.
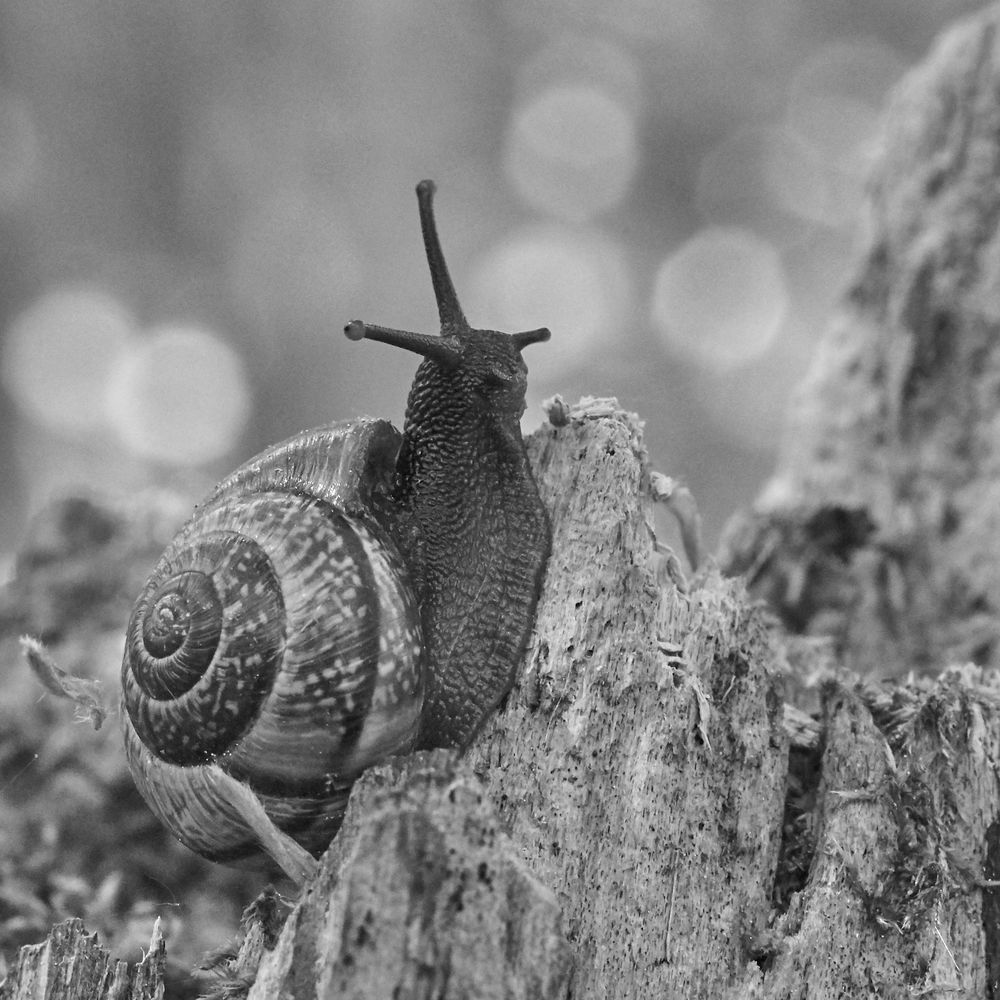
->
[121,420,422,863]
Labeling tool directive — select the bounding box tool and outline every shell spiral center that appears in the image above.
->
[123,531,285,766]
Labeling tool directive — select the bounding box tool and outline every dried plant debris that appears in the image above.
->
[20,635,107,730]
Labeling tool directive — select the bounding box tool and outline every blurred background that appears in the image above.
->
[0,0,984,569]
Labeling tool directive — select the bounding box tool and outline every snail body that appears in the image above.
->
[121,182,551,866]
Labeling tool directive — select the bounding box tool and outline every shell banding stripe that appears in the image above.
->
[120,722,359,864]
[122,491,424,804]
[219,494,421,798]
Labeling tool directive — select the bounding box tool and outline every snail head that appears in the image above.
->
[345,180,550,417]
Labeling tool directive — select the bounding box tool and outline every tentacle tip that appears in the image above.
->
[344,320,366,341]
[512,327,552,350]
[416,179,436,200]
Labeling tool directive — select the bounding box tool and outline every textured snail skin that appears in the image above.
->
[395,342,551,749]
[121,181,551,866]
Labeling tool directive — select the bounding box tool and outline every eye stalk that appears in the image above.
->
[344,319,463,369]
[344,181,551,366]
[511,328,551,350]
[415,179,466,336]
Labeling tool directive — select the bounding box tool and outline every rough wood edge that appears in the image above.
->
[0,918,164,1000]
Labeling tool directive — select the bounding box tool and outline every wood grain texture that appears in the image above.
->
[246,753,573,999]
[478,402,787,998]
[0,919,164,1000]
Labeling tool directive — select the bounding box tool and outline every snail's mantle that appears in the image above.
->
[7,5,1000,998]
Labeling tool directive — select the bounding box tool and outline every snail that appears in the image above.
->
[120,181,551,876]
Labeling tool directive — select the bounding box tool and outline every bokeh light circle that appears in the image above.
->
[650,227,789,370]
[504,83,639,222]
[1,287,136,435]
[467,225,630,380]
[515,35,642,118]
[107,324,250,465]
[697,125,837,237]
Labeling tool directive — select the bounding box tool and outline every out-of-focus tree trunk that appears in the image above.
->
[721,2,1000,682]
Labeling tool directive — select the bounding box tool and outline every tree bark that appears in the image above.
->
[0,919,164,1000]
[720,2,1000,681]
[5,5,1000,999]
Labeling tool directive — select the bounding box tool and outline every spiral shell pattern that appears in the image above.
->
[121,480,423,863]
